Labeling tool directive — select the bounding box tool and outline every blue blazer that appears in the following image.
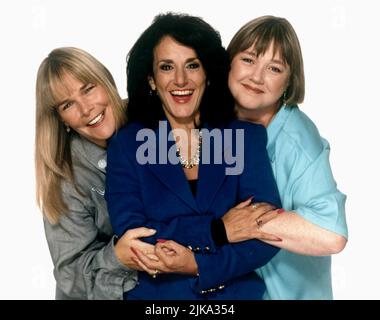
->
[105,120,281,300]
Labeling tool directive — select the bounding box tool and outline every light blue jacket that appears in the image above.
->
[256,105,348,300]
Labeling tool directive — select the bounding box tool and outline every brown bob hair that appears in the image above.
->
[227,15,305,106]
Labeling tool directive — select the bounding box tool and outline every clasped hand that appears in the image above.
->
[130,240,199,277]
[117,197,282,277]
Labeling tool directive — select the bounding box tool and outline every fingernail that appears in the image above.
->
[277,208,285,214]
[157,239,167,243]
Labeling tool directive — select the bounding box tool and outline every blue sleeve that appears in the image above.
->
[291,139,348,238]
[106,123,281,292]
[191,123,282,291]
[105,129,216,249]
[237,123,282,205]
[193,239,278,291]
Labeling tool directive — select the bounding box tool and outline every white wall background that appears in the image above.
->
[0,0,378,299]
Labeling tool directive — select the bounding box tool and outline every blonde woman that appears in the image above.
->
[35,47,157,299]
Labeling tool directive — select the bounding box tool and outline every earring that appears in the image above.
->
[282,90,287,107]
[149,88,157,96]
[207,80,210,86]
[66,125,71,133]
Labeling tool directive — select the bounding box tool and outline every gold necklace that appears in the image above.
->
[176,131,202,169]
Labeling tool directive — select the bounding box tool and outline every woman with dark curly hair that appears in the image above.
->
[105,12,282,300]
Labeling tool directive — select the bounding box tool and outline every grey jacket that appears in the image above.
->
[43,133,137,299]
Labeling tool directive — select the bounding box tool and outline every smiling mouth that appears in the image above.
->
[170,90,194,96]
[242,84,264,94]
[87,111,105,127]
[170,90,194,104]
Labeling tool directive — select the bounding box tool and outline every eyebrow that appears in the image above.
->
[55,83,90,108]
[157,57,199,64]
[242,50,285,65]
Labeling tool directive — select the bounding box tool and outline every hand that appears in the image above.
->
[114,227,159,272]
[156,240,198,275]
[131,240,198,276]
[222,198,282,243]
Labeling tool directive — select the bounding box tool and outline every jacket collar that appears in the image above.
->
[71,133,107,174]
[146,120,226,214]
[266,104,294,160]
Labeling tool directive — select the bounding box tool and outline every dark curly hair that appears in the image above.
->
[126,12,236,129]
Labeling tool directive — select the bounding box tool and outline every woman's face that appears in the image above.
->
[228,41,290,122]
[55,72,116,148]
[149,36,206,128]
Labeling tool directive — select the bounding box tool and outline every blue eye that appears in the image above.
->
[269,66,282,73]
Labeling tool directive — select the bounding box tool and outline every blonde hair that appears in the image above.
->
[228,15,305,106]
[35,47,126,224]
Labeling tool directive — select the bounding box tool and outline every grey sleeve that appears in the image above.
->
[43,183,137,300]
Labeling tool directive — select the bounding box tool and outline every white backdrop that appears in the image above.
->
[0,0,378,299]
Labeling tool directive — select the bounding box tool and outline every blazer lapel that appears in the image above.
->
[147,121,199,212]
[196,125,227,213]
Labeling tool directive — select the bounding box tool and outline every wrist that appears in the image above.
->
[210,218,229,246]
[190,255,199,275]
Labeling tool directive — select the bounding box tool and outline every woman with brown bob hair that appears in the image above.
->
[227,15,348,299]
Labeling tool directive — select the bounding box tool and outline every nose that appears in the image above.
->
[77,97,94,117]
[174,68,188,87]
[250,65,264,85]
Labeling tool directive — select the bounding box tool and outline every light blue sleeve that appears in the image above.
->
[290,140,348,238]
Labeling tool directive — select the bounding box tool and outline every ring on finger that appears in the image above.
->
[252,203,258,210]
[152,269,159,279]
